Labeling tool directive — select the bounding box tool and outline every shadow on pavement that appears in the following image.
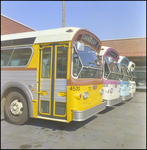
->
[26,115,97,131]
[114,102,125,106]
[98,106,115,114]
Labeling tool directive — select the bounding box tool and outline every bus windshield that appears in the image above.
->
[104,57,119,80]
[129,69,137,81]
[127,70,132,81]
[120,65,130,81]
[73,44,103,78]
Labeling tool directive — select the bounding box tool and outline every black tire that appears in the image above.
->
[4,91,29,125]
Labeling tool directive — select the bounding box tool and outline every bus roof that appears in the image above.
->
[118,56,130,66]
[99,46,120,62]
[99,46,110,56]
[1,27,81,44]
[118,56,125,62]
[128,61,136,71]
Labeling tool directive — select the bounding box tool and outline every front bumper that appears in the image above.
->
[122,94,132,101]
[73,101,106,121]
[104,97,123,106]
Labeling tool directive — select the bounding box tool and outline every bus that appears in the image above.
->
[1,27,106,125]
[98,46,122,106]
[128,61,137,97]
[117,56,132,100]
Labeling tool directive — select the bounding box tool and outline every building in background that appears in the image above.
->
[1,14,35,35]
[1,14,146,89]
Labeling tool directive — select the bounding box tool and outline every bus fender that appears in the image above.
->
[1,82,34,118]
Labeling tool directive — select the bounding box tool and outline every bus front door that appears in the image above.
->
[38,44,68,121]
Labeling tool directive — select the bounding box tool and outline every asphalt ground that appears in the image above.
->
[1,91,146,149]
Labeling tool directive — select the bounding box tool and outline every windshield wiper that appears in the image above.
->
[87,61,94,67]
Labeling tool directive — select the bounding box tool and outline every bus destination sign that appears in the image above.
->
[82,33,98,47]
[122,59,129,65]
[109,51,118,59]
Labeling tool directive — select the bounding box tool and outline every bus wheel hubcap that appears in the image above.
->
[10,99,23,116]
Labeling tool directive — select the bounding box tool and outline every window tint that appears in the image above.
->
[1,37,36,47]
[8,47,32,66]
[1,49,13,66]
[42,47,51,78]
[56,47,67,79]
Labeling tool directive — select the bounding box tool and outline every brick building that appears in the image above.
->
[1,14,146,89]
[101,38,146,66]
[1,14,35,35]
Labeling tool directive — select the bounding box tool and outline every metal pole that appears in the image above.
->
[62,1,65,27]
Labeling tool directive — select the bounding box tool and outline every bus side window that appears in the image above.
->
[8,47,32,66]
[1,49,13,66]
[42,47,51,78]
[56,47,67,79]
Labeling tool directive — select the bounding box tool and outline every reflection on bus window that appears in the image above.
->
[42,47,51,78]
[130,70,137,81]
[1,49,13,66]
[122,65,128,75]
[79,67,98,78]
[77,46,97,68]
[104,61,109,78]
[127,70,132,81]
[120,65,131,81]
[104,58,120,80]
[73,48,82,77]
[8,48,32,66]
[56,47,67,79]
[108,62,114,72]
[91,51,102,68]
[73,45,103,79]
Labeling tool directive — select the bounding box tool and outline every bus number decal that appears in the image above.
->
[70,86,80,91]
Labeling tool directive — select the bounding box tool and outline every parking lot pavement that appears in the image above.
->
[1,91,146,149]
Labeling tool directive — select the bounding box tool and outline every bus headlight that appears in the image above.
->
[83,92,89,99]
[100,89,104,95]
[110,88,113,93]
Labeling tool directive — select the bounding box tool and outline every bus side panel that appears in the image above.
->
[1,69,37,118]
[1,69,37,99]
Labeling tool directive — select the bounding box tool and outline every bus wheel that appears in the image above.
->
[4,91,29,125]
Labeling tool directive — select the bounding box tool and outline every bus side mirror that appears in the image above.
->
[77,41,84,51]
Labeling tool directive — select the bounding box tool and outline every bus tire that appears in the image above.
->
[4,91,29,125]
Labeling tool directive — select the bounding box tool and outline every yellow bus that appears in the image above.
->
[1,27,106,125]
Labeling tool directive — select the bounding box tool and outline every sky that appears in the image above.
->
[1,1,146,40]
